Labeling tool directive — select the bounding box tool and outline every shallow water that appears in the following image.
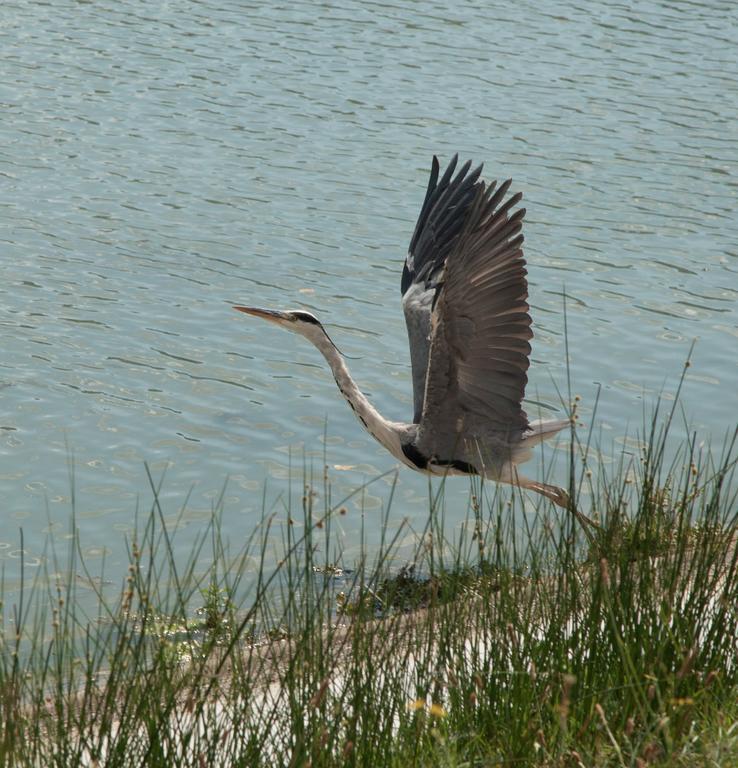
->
[1,1,736,591]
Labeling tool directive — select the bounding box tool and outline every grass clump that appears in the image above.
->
[1,395,737,766]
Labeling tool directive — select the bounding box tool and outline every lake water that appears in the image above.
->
[1,1,736,595]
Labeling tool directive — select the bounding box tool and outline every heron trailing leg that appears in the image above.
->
[502,466,600,531]
[499,466,568,508]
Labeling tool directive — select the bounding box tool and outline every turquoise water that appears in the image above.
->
[1,1,736,587]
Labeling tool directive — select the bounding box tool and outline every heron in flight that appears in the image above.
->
[235,155,570,507]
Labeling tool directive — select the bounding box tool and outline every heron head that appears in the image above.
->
[234,306,325,338]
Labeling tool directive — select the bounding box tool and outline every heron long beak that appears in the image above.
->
[233,306,289,325]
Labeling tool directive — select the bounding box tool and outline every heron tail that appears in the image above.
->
[523,418,570,446]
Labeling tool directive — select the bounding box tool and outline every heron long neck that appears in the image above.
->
[309,330,403,456]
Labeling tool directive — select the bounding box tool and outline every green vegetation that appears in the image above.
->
[1,385,737,767]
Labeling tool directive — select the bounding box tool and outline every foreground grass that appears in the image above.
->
[1,400,737,766]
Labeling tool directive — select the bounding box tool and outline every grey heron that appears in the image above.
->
[235,155,570,508]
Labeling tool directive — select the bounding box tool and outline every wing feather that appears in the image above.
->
[402,155,484,423]
[414,177,532,462]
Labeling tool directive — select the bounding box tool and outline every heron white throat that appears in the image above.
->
[235,155,571,508]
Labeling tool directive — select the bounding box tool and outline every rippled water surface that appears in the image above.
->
[2,1,736,587]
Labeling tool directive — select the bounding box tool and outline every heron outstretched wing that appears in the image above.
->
[402,155,482,423]
[413,172,532,462]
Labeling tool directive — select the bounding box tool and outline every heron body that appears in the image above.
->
[236,156,570,507]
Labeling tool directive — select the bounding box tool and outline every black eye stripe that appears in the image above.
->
[293,312,320,325]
